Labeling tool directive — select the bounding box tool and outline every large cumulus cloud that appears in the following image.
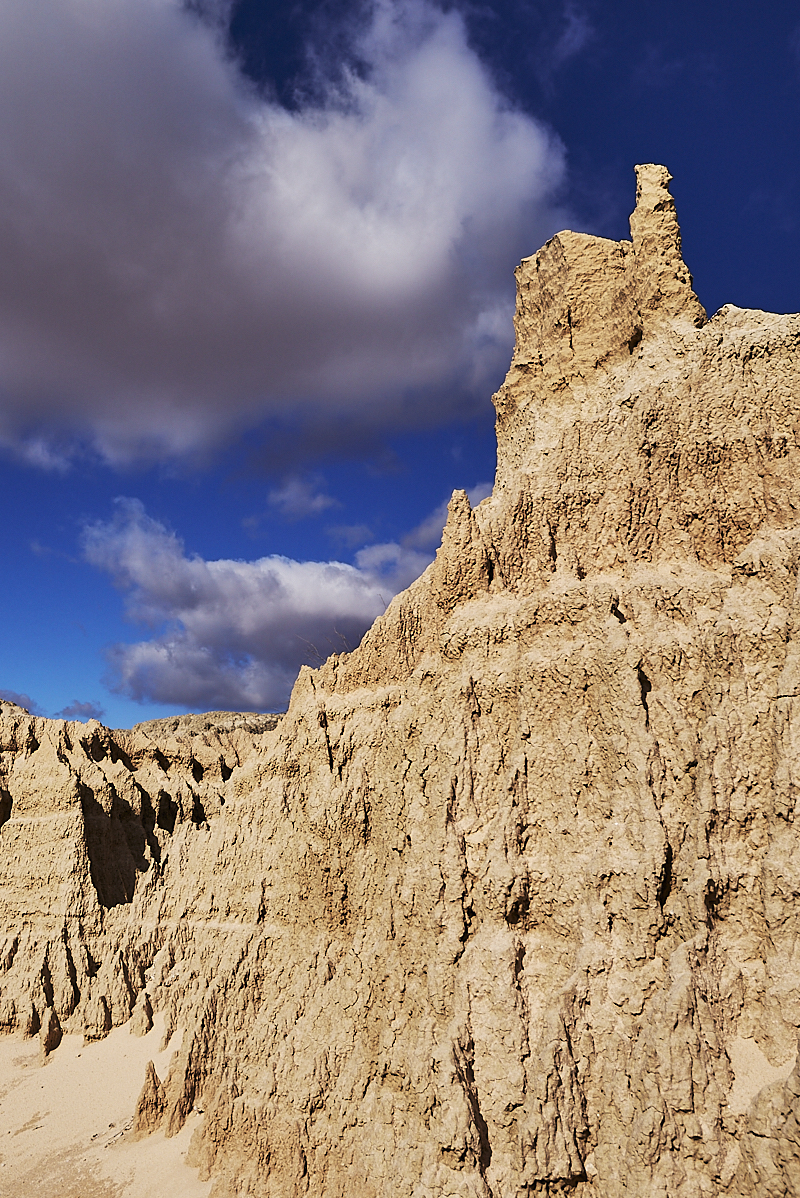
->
[0,0,565,465]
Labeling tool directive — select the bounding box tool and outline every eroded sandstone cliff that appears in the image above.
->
[2,165,800,1196]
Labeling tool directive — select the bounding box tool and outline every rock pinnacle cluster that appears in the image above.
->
[2,165,800,1196]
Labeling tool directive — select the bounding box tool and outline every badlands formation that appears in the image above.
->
[2,165,800,1197]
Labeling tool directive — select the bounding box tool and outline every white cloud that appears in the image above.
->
[0,0,565,465]
[83,485,488,710]
[84,499,394,709]
[353,540,433,594]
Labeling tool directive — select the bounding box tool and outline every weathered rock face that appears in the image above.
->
[2,165,800,1197]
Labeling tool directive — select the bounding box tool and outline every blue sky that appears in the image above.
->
[0,0,798,726]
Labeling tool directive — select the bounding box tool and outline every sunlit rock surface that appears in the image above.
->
[2,166,800,1196]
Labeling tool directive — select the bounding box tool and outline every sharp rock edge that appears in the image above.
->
[3,165,800,1196]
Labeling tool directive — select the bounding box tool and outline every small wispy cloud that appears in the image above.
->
[267,476,339,521]
[54,699,105,722]
[29,539,78,563]
[327,523,375,550]
[551,4,594,71]
[790,23,800,65]
[401,481,492,550]
[534,2,595,93]
[632,43,718,92]
[0,688,44,715]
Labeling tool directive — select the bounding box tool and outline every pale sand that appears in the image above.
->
[726,1036,797,1115]
[0,1014,211,1197]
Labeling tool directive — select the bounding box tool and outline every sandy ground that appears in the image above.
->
[1,1013,795,1195]
[0,1014,212,1198]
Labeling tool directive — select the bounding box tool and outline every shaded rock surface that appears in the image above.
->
[132,1059,168,1139]
[38,1004,62,1060]
[2,165,800,1196]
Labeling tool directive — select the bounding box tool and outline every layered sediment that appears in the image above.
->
[2,165,800,1196]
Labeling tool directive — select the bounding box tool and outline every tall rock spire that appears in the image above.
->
[630,163,706,329]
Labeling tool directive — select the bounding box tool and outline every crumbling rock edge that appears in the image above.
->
[2,165,800,1196]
